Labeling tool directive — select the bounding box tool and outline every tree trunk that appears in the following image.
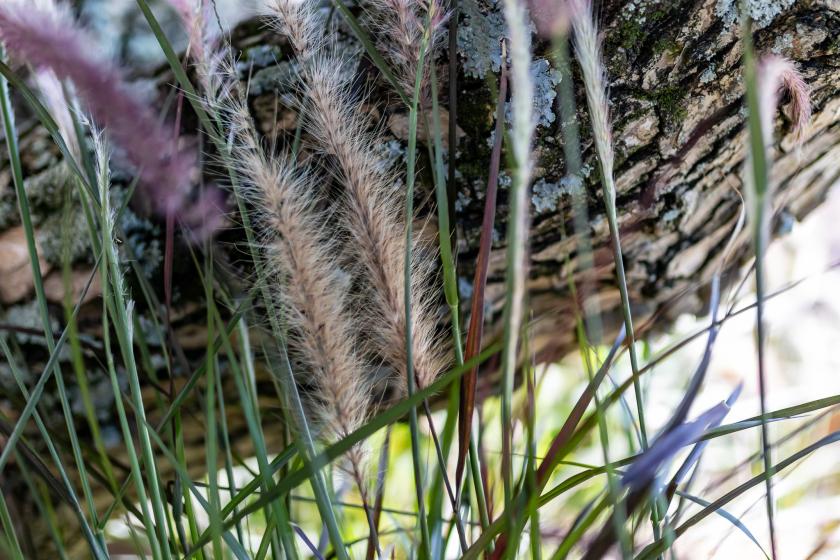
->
[1,0,838,556]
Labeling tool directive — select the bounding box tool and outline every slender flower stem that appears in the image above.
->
[571,3,650,551]
[499,0,535,551]
[741,11,778,559]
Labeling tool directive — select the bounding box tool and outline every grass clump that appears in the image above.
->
[0,0,833,559]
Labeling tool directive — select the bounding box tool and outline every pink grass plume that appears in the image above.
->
[757,54,811,144]
[528,0,578,38]
[0,1,222,240]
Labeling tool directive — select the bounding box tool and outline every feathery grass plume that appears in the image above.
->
[165,0,220,92]
[208,54,372,455]
[757,55,811,145]
[365,0,447,102]
[0,0,222,239]
[207,57,381,550]
[571,0,650,439]
[570,0,615,210]
[264,0,447,391]
[742,47,811,560]
[499,0,535,526]
[745,54,811,224]
[32,70,81,162]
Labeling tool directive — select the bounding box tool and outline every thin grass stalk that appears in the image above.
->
[740,12,777,559]
[215,371,246,546]
[499,0,535,548]
[119,403,252,559]
[448,0,459,243]
[234,313,285,557]
[186,344,504,555]
[53,93,121,505]
[570,1,654,550]
[426,47,470,558]
[203,249,224,559]
[523,335,541,560]
[552,494,610,559]
[457,40,506,485]
[0,338,110,555]
[60,247,120,501]
[422,398,468,554]
[552,23,633,552]
[171,414,202,557]
[365,427,391,560]
[571,0,649,441]
[405,22,433,559]
[575,301,629,559]
[213,337,262,550]
[13,462,68,560]
[100,184,174,560]
[217,157,299,560]
[13,13,230,553]
[457,47,508,539]
[216,303,292,558]
[427,20,463,366]
[0,55,95,489]
[94,141,169,560]
[0,280,106,557]
[424,388,463,558]
[101,298,163,558]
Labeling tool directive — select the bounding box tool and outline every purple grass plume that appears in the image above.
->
[0,1,223,239]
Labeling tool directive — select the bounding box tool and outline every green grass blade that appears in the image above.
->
[636,431,840,560]
[740,10,777,558]
[185,343,501,553]
[404,16,432,557]
[673,491,771,560]
[0,488,25,560]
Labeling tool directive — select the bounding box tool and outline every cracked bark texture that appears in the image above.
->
[1,0,839,556]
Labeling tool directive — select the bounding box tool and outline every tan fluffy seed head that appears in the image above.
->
[364,0,447,102]
[208,49,372,445]
[263,0,448,391]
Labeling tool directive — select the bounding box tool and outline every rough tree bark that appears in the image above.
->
[0,0,838,556]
